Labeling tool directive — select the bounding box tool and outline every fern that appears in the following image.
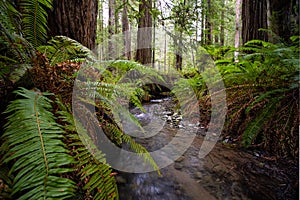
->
[0,1,35,81]
[20,0,53,47]
[217,38,299,155]
[57,102,119,200]
[242,97,281,147]
[1,88,76,200]
[38,36,95,65]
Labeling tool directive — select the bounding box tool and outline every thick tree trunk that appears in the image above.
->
[122,2,131,60]
[136,0,152,65]
[242,0,268,44]
[269,0,299,43]
[47,0,98,50]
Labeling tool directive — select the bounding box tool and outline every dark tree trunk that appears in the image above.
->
[205,0,212,45]
[269,0,299,43]
[47,0,98,50]
[122,2,131,60]
[175,31,183,71]
[242,0,268,44]
[136,0,152,65]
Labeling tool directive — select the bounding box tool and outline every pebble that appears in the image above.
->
[174,162,183,170]
[195,172,203,179]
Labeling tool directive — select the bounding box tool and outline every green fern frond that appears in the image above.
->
[245,88,288,113]
[1,88,76,200]
[20,0,53,47]
[0,1,20,34]
[105,123,161,175]
[242,98,281,147]
[244,39,273,48]
[38,36,95,65]
[56,101,119,200]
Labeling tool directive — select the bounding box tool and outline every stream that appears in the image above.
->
[116,98,298,200]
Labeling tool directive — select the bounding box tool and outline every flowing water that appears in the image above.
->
[116,98,298,200]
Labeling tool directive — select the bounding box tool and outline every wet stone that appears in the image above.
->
[174,162,183,170]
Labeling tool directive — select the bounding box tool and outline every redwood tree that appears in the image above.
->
[136,0,152,65]
[241,0,268,44]
[47,0,98,50]
[242,0,298,44]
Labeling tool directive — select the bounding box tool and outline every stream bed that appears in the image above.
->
[116,98,298,200]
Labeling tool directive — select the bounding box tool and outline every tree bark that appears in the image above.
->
[242,0,268,44]
[269,0,299,43]
[220,1,225,46]
[47,0,98,50]
[122,2,131,60]
[205,0,212,45]
[108,0,116,59]
[235,0,241,59]
[136,0,152,65]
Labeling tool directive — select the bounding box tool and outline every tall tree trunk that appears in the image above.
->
[175,31,183,71]
[136,0,152,65]
[122,1,131,60]
[220,1,225,46]
[235,0,241,59]
[152,0,156,68]
[201,0,205,45]
[269,0,299,43]
[205,0,212,45]
[242,0,268,44]
[108,0,116,59]
[47,0,98,50]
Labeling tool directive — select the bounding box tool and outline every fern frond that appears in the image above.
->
[20,0,53,47]
[57,101,119,200]
[1,88,76,200]
[38,36,95,65]
[105,123,161,174]
[242,98,281,147]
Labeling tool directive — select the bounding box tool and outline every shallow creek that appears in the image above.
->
[116,98,298,200]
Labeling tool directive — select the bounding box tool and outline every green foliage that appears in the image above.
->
[1,88,76,200]
[0,1,35,81]
[20,0,53,47]
[38,36,94,65]
[74,60,162,173]
[57,101,119,200]
[218,37,299,155]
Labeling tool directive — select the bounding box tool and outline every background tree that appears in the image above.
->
[241,0,268,44]
[136,0,153,64]
[108,0,117,58]
[122,0,131,60]
[241,0,298,44]
[47,0,98,49]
